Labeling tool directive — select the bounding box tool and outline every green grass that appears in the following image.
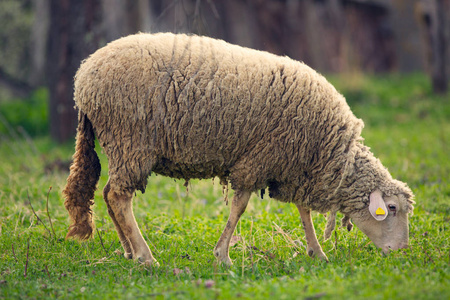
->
[0,73,449,299]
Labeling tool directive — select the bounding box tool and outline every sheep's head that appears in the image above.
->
[350,185,415,254]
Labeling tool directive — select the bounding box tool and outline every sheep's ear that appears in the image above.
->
[369,190,387,221]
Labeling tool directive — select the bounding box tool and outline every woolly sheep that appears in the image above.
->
[63,32,415,265]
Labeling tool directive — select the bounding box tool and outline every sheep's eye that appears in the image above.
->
[388,204,396,212]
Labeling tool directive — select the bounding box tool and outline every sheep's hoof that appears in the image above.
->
[306,247,329,262]
[137,256,160,267]
[216,256,233,267]
[213,248,233,266]
[124,252,133,259]
[316,251,329,263]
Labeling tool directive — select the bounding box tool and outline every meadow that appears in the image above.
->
[0,73,449,299]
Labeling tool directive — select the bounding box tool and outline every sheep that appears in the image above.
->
[323,211,353,241]
[63,32,415,265]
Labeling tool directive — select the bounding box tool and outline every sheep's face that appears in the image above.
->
[350,190,410,254]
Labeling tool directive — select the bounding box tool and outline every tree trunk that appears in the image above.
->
[418,0,448,94]
[30,0,49,87]
[101,0,152,42]
[46,0,101,143]
[430,0,448,94]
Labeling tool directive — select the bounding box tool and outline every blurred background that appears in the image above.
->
[0,0,448,143]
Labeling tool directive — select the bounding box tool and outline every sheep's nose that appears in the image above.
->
[388,243,408,251]
[382,246,391,254]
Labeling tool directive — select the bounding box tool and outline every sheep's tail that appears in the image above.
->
[62,112,101,240]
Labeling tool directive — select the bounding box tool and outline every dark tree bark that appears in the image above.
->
[101,0,153,42]
[430,0,448,94]
[418,0,448,94]
[46,0,101,143]
[343,1,396,72]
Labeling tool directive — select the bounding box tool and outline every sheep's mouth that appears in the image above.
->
[382,246,392,255]
[382,243,408,254]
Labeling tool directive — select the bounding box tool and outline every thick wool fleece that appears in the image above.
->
[72,32,412,216]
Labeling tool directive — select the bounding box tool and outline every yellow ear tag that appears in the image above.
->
[375,207,385,215]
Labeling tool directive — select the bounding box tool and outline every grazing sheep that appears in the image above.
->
[323,211,353,241]
[63,32,415,265]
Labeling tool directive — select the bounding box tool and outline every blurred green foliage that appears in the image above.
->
[329,72,449,127]
[0,88,48,137]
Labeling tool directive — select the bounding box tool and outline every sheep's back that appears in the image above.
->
[74,33,363,194]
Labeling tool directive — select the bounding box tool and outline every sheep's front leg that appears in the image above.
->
[214,190,251,266]
[324,211,337,240]
[296,205,329,262]
[105,184,158,266]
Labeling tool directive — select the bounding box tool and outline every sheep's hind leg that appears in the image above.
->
[104,183,158,266]
[296,205,329,262]
[214,190,251,266]
[103,181,133,259]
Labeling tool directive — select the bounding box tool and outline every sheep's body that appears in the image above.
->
[64,33,414,265]
[75,33,362,210]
